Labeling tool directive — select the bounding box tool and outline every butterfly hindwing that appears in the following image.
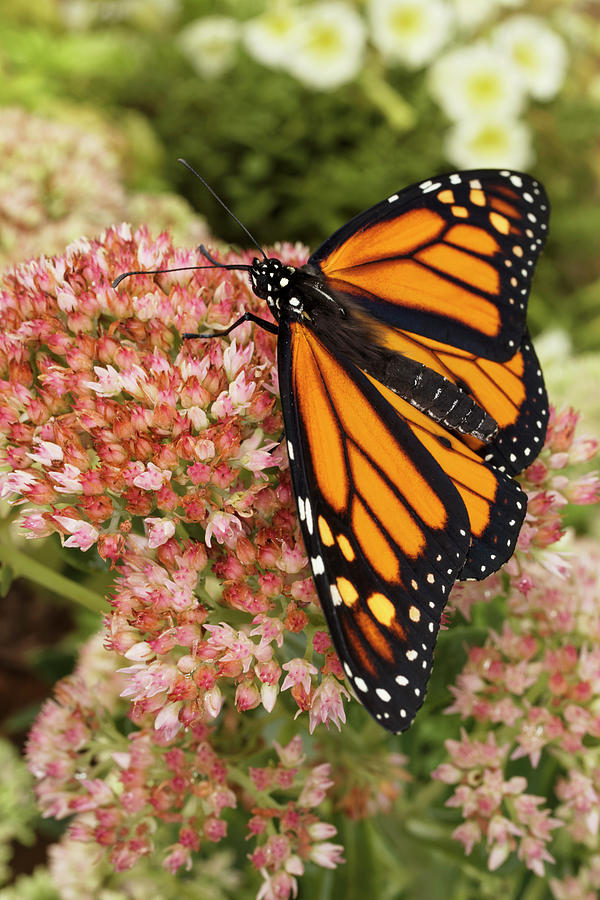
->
[360,374,528,581]
[309,169,549,363]
[278,321,473,730]
[362,323,549,476]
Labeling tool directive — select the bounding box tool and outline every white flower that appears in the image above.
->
[451,0,499,31]
[493,15,568,101]
[179,16,240,78]
[284,2,365,91]
[369,0,453,69]
[243,6,301,68]
[430,42,526,122]
[444,117,533,170]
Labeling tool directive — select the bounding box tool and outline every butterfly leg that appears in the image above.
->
[182,312,278,340]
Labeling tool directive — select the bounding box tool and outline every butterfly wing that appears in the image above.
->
[371,325,548,476]
[278,320,525,730]
[308,169,549,472]
[358,369,527,582]
[309,169,548,361]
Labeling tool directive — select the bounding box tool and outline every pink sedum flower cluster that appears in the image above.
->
[3,227,600,896]
[436,407,600,887]
[1,227,408,897]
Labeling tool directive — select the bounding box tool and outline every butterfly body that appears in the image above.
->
[190,168,550,732]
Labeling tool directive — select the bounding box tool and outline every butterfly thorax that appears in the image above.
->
[250,257,500,444]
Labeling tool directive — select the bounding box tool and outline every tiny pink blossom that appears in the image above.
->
[204,684,224,718]
[27,439,64,466]
[223,339,254,381]
[273,736,305,768]
[20,509,54,538]
[154,701,183,739]
[308,677,350,734]
[0,469,38,501]
[261,683,279,713]
[281,659,318,695]
[204,510,244,548]
[298,764,333,808]
[85,364,123,397]
[133,462,172,491]
[309,841,345,869]
[144,516,176,548]
[53,516,99,551]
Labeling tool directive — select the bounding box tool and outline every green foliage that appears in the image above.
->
[0,5,597,347]
[0,740,38,887]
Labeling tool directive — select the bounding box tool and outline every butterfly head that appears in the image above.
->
[250,257,300,319]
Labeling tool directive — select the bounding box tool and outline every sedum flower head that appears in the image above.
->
[1,227,408,896]
[4,221,598,895]
[435,407,600,879]
[368,0,453,69]
[0,108,206,268]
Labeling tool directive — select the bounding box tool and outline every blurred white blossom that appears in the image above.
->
[179,16,240,78]
[451,0,499,30]
[445,117,532,169]
[243,7,301,68]
[493,15,568,100]
[430,42,525,122]
[368,0,453,69]
[284,2,365,90]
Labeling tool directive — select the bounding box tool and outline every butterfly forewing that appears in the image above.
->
[309,170,549,362]
[278,322,473,730]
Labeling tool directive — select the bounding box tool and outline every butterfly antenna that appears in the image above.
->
[111,261,251,290]
[178,158,267,259]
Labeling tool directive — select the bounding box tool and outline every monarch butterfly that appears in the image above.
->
[115,164,549,733]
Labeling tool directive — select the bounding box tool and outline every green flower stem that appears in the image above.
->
[0,539,106,613]
[227,764,284,810]
[359,67,416,132]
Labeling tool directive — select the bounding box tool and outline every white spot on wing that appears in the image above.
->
[310,555,324,575]
[305,498,313,534]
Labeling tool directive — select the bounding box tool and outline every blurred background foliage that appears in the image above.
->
[0,0,599,897]
[0,0,598,355]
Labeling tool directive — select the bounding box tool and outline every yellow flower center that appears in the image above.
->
[306,23,343,57]
[390,7,422,35]
[514,42,537,71]
[266,13,294,39]
[470,124,507,154]
[468,72,502,105]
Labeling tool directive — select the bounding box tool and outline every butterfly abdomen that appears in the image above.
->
[363,352,498,442]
